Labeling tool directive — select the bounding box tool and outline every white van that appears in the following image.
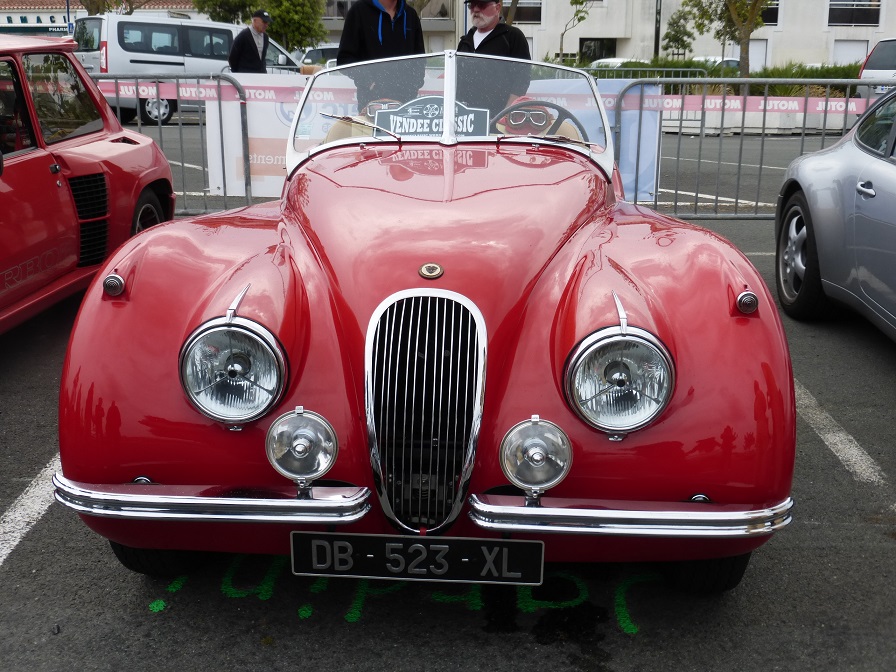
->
[72,13,299,124]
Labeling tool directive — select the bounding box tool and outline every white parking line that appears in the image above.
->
[794,379,887,486]
[0,454,60,569]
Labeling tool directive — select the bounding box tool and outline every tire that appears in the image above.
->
[775,190,828,320]
[668,552,752,595]
[114,107,138,124]
[139,97,175,125]
[109,541,211,577]
[131,189,165,236]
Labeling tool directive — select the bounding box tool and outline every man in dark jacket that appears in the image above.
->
[229,9,271,74]
[456,0,531,117]
[337,0,426,112]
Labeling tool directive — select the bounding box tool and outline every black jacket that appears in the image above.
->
[229,27,268,73]
[336,0,426,110]
[456,21,531,116]
[337,0,425,66]
[457,20,531,60]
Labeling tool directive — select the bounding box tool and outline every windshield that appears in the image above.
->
[287,52,613,174]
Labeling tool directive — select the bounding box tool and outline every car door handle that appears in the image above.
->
[49,163,61,174]
[856,181,876,197]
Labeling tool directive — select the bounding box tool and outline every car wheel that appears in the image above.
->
[667,552,751,594]
[109,541,211,577]
[139,97,174,125]
[132,190,165,235]
[775,191,827,319]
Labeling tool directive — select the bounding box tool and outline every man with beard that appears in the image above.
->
[456,0,531,117]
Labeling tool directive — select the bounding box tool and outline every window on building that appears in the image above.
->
[829,1,881,26]
[503,0,541,24]
[762,1,779,25]
[580,38,616,63]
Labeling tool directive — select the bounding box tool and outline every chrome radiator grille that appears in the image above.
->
[367,291,485,533]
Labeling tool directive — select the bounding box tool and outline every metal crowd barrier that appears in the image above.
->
[92,73,889,221]
[612,77,886,220]
[93,73,254,217]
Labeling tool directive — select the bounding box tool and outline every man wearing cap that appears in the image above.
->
[456,0,531,117]
[229,10,272,73]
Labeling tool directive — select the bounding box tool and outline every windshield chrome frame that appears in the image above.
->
[285,50,616,177]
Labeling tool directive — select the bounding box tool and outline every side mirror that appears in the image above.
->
[278,54,287,66]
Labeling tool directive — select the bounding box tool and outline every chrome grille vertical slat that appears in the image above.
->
[366,290,486,534]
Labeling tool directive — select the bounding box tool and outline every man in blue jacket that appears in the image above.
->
[337,0,426,112]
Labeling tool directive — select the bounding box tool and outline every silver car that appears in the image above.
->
[776,90,896,341]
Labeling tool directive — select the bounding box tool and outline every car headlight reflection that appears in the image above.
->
[500,416,572,493]
[180,317,286,424]
[266,408,337,483]
[566,327,674,434]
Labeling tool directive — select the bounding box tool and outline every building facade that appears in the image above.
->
[1,1,891,69]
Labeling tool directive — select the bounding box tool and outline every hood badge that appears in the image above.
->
[419,262,444,280]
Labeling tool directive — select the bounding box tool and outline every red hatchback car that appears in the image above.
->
[54,53,794,595]
[0,35,173,334]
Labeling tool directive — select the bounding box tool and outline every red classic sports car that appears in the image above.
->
[0,35,173,334]
[54,53,795,593]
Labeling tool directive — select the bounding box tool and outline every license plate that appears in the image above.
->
[291,532,544,585]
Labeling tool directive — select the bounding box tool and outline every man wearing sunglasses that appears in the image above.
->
[456,0,531,118]
[458,0,529,59]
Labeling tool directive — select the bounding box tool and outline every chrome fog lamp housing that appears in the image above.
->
[266,408,338,484]
[566,326,674,434]
[500,416,572,494]
[180,317,286,424]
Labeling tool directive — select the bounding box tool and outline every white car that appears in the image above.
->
[588,57,648,69]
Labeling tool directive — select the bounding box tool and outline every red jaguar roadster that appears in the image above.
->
[54,52,794,593]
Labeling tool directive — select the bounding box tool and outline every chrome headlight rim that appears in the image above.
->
[564,326,675,434]
[179,316,287,424]
[500,416,573,493]
[265,407,338,483]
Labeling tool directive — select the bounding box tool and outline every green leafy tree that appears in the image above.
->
[662,8,696,58]
[193,0,327,51]
[682,0,770,76]
[559,0,595,64]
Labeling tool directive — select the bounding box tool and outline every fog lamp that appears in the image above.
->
[265,408,337,484]
[500,416,572,494]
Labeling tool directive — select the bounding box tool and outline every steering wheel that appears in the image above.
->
[491,100,589,142]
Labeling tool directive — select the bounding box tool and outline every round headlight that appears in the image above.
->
[566,327,674,433]
[266,408,338,483]
[180,317,286,423]
[500,416,572,492]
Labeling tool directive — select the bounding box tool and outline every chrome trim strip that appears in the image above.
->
[53,474,371,523]
[469,495,793,538]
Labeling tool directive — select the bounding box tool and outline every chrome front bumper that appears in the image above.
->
[469,495,793,538]
[55,473,792,538]
[53,474,371,524]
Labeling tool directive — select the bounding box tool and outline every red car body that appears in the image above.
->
[0,36,173,334]
[55,54,794,592]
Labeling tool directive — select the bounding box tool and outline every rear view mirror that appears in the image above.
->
[278,54,287,66]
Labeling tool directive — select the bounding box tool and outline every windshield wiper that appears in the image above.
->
[497,133,604,151]
[320,112,401,142]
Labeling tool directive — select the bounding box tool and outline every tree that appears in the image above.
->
[682,0,770,76]
[662,8,696,58]
[559,0,595,65]
[192,0,327,50]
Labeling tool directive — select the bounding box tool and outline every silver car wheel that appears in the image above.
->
[779,210,808,303]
